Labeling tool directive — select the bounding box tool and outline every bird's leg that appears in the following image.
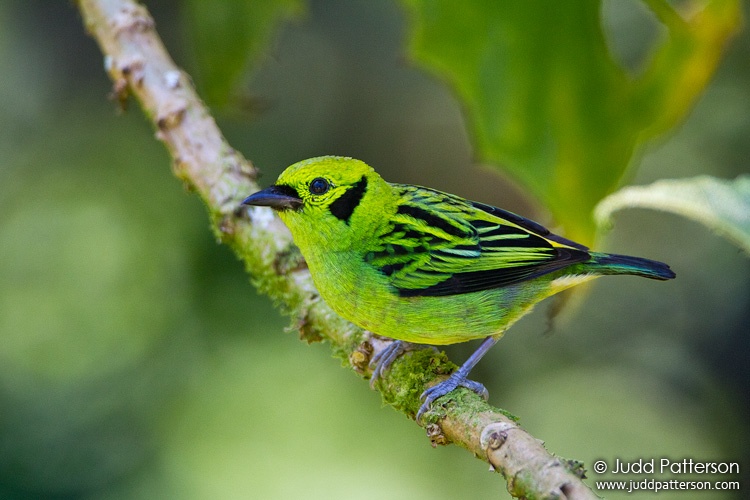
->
[416,335,500,422]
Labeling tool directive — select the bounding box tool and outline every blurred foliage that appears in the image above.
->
[401,0,742,244]
[0,0,748,499]
[183,0,304,109]
[596,174,750,254]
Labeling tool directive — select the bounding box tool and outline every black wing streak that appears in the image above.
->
[391,198,590,297]
[471,201,589,251]
[397,204,465,238]
[476,224,540,249]
[398,248,589,297]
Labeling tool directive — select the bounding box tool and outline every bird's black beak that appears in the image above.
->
[242,185,303,210]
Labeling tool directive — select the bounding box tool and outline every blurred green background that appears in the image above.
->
[0,1,748,499]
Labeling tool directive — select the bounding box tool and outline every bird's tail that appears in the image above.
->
[587,252,676,280]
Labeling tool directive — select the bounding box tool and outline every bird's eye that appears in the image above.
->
[309,177,330,195]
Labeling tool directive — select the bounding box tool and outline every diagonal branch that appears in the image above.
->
[74,0,597,498]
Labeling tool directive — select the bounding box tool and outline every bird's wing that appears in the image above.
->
[366,184,591,297]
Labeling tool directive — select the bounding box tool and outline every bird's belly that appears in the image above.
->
[311,255,548,345]
[305,247,590,345]
[364,291,528,344]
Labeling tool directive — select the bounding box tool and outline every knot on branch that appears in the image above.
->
[425,423,449,447]
[103,55,144,108]
[156,104,187,132]
[480,421,516,452]
[349,339,373,375]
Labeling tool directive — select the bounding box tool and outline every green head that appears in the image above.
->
[242,156,393,251]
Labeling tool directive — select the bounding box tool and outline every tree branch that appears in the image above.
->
[75,1,597,497]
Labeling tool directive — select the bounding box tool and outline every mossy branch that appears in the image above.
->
[75,1,597,498]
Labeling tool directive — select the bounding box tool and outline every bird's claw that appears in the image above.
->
[416,373,489,422]
[369,340,439,388]
[369,340,407,388]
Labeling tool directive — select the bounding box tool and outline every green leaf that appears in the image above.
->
[595,175,750,255]
[401,0,741,245]
[183,0,304,109]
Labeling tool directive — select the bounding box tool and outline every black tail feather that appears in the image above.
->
[590,252,676,280]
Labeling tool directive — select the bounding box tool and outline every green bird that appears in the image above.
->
[242,156,675,421]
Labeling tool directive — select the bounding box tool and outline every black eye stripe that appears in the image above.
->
[309,177,330,195]
[329,176,368,224]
